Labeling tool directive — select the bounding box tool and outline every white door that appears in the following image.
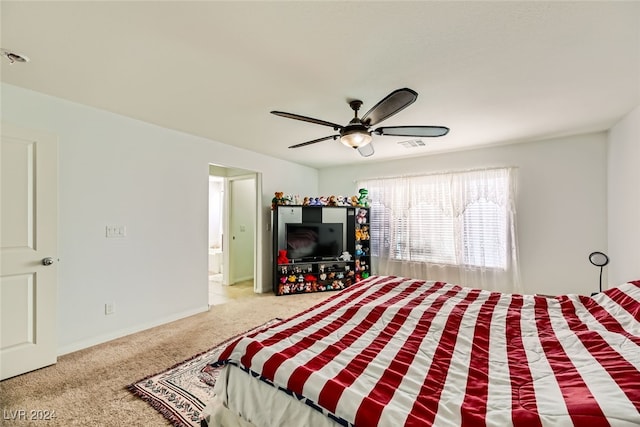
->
[1,123,58,380]
[228,176,256,285]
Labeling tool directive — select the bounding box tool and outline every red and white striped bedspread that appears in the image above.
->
[213,275,640,426]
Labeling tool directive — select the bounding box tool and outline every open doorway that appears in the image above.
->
[208,164,261,305]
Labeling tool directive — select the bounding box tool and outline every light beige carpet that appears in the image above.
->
[0,291,333,426]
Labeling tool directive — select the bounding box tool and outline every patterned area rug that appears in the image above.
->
[128,318,281,427]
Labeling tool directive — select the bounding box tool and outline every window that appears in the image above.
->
[359,167,519,292]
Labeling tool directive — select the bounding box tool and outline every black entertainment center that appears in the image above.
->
[272,205,370,295]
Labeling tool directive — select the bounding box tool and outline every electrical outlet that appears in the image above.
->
[105,302,115,315]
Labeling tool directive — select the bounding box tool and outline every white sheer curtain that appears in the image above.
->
[359,167,521,293]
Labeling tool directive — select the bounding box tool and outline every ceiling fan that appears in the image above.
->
[271,88,449,157]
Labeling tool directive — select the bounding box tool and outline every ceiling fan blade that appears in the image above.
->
[271,111,343,130]
[288,135,338,149]
[374,126,449,137]
[357,142,375,157]
[361,88,418,126]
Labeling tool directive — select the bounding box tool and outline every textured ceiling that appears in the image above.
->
[1,1,639,169]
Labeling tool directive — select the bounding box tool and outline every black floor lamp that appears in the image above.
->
[589,251,609,294]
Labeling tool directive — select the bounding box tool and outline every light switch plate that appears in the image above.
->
[106,225,127,238]
[105,302,115,315]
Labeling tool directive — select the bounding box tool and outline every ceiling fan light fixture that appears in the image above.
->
[340,127,372,148]
[272,88,448,157]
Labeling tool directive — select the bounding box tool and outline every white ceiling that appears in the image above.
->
[1,1,639,169]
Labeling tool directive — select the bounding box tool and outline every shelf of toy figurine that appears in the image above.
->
[276,262,354,284]
[354,256,371,276]
[277,268,355,283]
[355,229,370,241]
[277,260,354,279]
[279,256,355,263]
[277,277,354,295]
[354,239,370,258]
[277,260,354,270]
[274,204,367,208]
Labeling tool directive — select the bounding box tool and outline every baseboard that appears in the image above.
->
[231,275,253,284]
[57,305,210,356]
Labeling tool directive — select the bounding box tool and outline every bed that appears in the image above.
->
[203,275,640,426]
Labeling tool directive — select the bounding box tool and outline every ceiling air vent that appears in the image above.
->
[1,49,29,64]
[398,139,426,148]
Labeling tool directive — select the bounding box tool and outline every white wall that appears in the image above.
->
[608,105,640,285]
[318,133,608,296]
[3,80,633,354]
[1,83,319,354]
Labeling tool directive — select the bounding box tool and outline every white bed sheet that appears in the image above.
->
[205,363,340,427]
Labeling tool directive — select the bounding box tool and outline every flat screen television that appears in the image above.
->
[286,222,343,260]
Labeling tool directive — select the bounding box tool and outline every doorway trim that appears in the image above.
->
[209,164,262,294]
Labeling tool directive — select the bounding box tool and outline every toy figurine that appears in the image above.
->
[339,251,352,261]
[356,208,368,224]
[271,191,283,210]
[360,226,370,240]
[357,188,370,207]
[277,249,289,265]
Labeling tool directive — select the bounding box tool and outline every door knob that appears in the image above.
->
[42,257,55,266]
